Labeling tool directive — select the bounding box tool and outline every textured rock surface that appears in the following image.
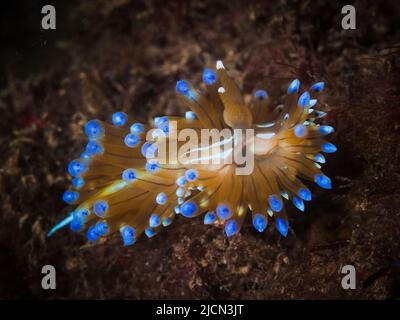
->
[0,0,399,299]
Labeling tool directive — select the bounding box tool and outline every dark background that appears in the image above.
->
[0,0,399,299]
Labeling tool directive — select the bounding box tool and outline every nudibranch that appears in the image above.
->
[49,60,336,246]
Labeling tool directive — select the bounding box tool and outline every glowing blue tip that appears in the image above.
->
[174,205,181,214]
[141,142,157,159]
[225,220,239,237]
[85,119,104,140]
[294,124,307,138]
[156,192,167,205]
[63,190,79,204]
[180,202,198,218]
[93,200,109,217]
[298,188,312,201]
[149,213,161,228]
[204,211,216,225]
[130,122,144,134]
[314,153,326,164]
[315,174,332,189]
[216,204,232,220]
[154,116,169,128]
[80,152,91,159]
[145,227,156,238]
[298,91,310,108]
[68,159,88,177]
[311,82,325,92]
[176,80,190,95]
[185,169,199,182]
[70,218,84,232]
[203,68,217,85]
[124,133,141,148]
[72,177,85,190]
[176,176,187,187]
[146,160,160,173]
[162,218,172,227]
[87,226,100,242]
[269,194,283,212]
[276,218,289,237]
[319,126,334,135]
[112,112,127,126]
[120,226,136,246]
[122,168,137,183]
[253,214,268,233]
[322,142,337,153]
[292,196,305,212]
[95,221,109,236]
[255,90,268,100]
[185,111,196,120]
[288,79,300,94]
[176,187,185,197]
[86,141,104,156]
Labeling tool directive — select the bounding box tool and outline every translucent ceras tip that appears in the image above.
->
[314,153,326,164]
[112,112,127,126]
[310,82,325,92]
[185,111,196,120]
[217,204,232,220]
[85,119,104,140]
[322,142,337,153]
[130,122,144,134]
[68,159,88,177]
[87,226,100,242]
[225,220,239,237]
[95,221,109,237]
[204,211,216,225]
[292,196,305,212]
[319,126,335,135]
[63,190,79,204]
[315,174,332,189]
[216,60,225,70]
[120,226,136,246]
[145,227,156,238]
[276,218,289,237]
[309,99,318,107]
[122,168,137,183]
[203,68,217,85]
[185,169,199,182]
[176,80,190,95]
[93,200,109,218]
[176,187,185,197]
[298,91,310,108]
[253,214,268,233]
[124,133,141,148]
[269,194,283,212]
[255,89,268,100]
[180,201,198,218]
[156,192,167,205]
[288,79,300,94]
[298,188,312,201]
[294,124,307,138]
